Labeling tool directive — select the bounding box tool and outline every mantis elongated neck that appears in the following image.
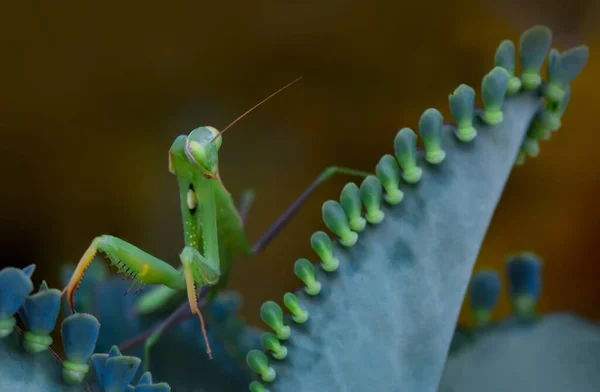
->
[196,177,220,272]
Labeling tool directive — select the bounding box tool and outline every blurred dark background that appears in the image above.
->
[0,0,598,328]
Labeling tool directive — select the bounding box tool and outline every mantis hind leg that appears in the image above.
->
[141,308,188,372]
[119,287,210,364]
[141,295,199,371]
[251,166,371,254]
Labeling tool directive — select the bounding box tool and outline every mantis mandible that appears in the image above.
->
[61,77,371,365]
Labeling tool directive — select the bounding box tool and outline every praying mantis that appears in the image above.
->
[61,77,371,366]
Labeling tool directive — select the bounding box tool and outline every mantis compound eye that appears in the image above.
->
[185,126,221,176]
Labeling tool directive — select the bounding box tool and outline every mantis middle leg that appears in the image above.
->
[251,166,371,253]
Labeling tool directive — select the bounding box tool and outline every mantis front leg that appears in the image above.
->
[61,235,185,312]
[178,246,219,360]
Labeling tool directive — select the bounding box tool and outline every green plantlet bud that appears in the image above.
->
[62,361,90,385]
[375,154,404,205]
[555,85,571,118]
[449,84,477,142]
[0,317,16,338]
[23,332,53,354]
[61,313,100,385]
[310,231,339,272]
[514,151,526,166]
[261,332,288,360]
[360,175,384,224]
[480,67,510,125]
[21,281,60,354]
[537,109,561,133]
[322,200,358,247]
[419,108,446,164]
[469,270,501,328]
[545,49,561,101]
[494,40,522,94]
[537,86,571,135]
[283,292,309,324]
[393,128,422,183]
[519,25,552,90]
[506,253,542,323]
[294,258,321,296]
[545,46,588,103]
[247,350,276,383]
[340,182,366,232]
[527,115,552,141]
[260,301,290,340]
[0,266,34,338]
[520,137,539,158]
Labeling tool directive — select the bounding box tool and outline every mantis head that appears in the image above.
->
[184,126,223,178]
[170,77,301,179]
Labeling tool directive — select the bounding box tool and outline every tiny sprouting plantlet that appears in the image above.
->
[61,76,372,364]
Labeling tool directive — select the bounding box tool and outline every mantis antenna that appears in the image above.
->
[210,76,303,143]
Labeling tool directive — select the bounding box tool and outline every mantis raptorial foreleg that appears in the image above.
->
[61,235,185,310]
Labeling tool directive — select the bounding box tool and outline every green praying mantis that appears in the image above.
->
[61,77,371,366]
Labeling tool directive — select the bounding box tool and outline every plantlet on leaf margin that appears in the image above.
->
[243,25,589,391]
[0,264,171,391]
[442,255,600,392]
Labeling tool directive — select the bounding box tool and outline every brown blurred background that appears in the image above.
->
[0,0,598,329]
